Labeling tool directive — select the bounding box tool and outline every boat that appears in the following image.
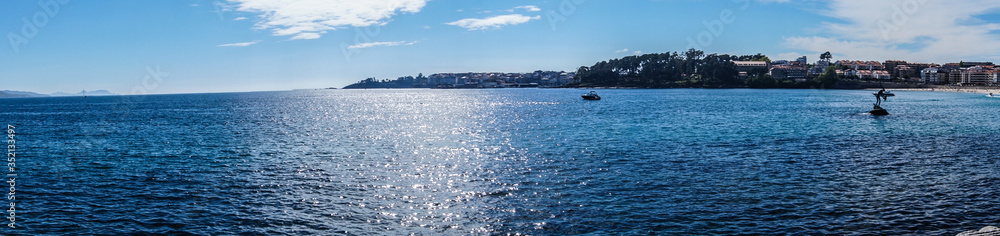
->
[872,91,894,96]
[582,91,601,100]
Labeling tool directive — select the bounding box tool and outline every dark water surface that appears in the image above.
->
[2,89,998,235]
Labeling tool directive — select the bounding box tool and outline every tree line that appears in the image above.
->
[343,49,841,89]
[573,49,774,88]
[343,74,427,89]
[571,49,834,88]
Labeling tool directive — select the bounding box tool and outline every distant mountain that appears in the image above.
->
[0,90,49,98]
[50,90,117,97]
[49,92,74,96]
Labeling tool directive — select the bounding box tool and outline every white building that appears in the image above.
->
[796,56,807,65]
[956,66,997,86]
[921,67,941,84]
[809,60,830,75]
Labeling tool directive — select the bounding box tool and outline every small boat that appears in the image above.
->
[582,91,601,100]
[872,91,894,96]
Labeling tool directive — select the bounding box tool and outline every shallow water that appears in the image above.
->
[2,89,998,235]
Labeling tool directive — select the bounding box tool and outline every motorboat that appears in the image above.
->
[872,91,895,96]
[582,91,601,100]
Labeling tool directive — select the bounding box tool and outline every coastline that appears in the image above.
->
[337,83,1000,96]
[879,85,1000,95]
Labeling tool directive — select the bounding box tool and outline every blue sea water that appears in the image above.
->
[1,88,999,235]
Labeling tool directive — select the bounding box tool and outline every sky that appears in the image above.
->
[3,0,1000,94]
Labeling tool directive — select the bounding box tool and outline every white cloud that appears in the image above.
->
[513,5,541,12]
[290,32,322,40]
[775,52,805,60]
[233,16,248,21]
[226,0,428,40]
[218,40,261,47]
[347,40,418,49]
[783,0,1000,62]
[615,48,643,54]
[446,14,541,31]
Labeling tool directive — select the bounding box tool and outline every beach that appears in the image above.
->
[878,86,1000,95]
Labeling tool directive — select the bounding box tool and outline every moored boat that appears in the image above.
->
[872,91,894,96]
[582,91,601,100]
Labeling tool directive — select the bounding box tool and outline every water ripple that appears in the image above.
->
[0,89,997,234]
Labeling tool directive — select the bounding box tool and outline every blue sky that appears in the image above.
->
[3,0,1000,94]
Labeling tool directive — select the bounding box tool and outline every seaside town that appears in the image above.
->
[343,71,577,89]
[736,56,996,86]
[344,52,1000,89]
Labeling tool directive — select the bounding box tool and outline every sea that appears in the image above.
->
[1,88,998,235]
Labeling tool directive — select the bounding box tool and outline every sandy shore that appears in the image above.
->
[873,86,1000,95]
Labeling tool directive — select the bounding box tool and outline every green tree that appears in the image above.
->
[814,65,838,88]
[746,73,776,88]
[684,48,705,75]
[699,54,739,86]
[738,54,771,63]
[573,49,771,88]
